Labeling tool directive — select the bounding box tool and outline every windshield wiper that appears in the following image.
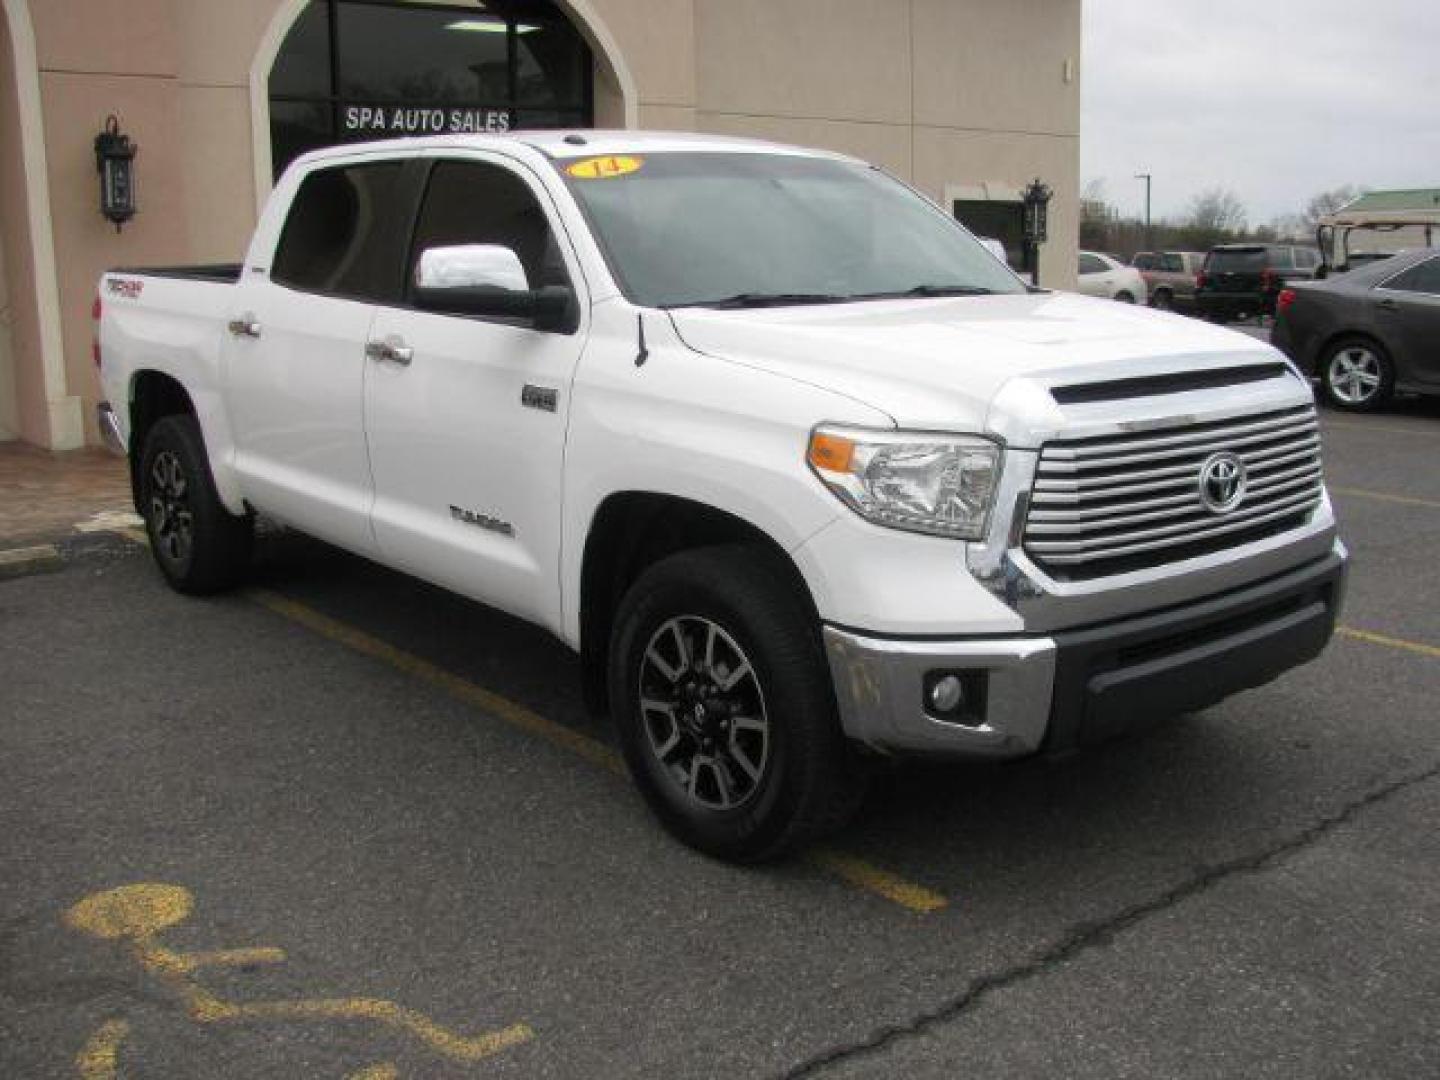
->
[667,292,850,310]
[853,284,998,300]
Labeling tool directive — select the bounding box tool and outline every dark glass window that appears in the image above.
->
[1160,253,1184,272]
[269,100,334,177]
[409,160,568,291]
[1269,247,1296,269]
[272,162,405,300]
[1078,253,1107,274]
[268,1,593,179]
[952,200,1025,269]
[1383,256,1440,295]
[335,5,510,102]
[1206,249,1266,272]
[269,2,332,98]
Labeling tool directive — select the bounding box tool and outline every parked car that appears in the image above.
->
[1076,250,1147,303]
[1273,248,1440,411]
[95,132,1346,862]
[1131,251,1205,311]
[1196,243,1322,322]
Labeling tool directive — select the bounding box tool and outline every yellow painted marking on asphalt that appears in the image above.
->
[1339,626,1440,660]
[254,590,948,913]
[809,848,948,914]
[253,589,626,775]
[348,1065,399,1080]
[75,1019,128,1080]
[64,883,533,1066]
[1329,485,1440,511]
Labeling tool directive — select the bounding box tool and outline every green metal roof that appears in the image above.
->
[1338,189,1440,213]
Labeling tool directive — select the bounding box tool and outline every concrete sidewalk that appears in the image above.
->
[0,442,136,548]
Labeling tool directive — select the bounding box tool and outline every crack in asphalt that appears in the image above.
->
[778,760,1440,1079]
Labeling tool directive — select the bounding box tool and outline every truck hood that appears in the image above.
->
[668,291,1284,440]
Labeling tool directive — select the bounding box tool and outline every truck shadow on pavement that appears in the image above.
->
[242,525,1353,911]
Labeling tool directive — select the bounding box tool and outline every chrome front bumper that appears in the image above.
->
[824,542,1348,760]
[824,628,1057,758]
[97,401,126,455]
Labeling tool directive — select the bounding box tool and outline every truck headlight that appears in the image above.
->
[807,426,1002,540]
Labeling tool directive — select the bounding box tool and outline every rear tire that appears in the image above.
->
[1114,291,1136,304]
[1320,336,1393,412]
[608,545,865,862]
[139,415,253,594]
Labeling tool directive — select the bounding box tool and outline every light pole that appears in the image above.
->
[1135,173,1152,251]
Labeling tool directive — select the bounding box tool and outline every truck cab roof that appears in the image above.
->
[287,130,856,174]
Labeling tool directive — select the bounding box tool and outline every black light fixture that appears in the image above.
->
[94,115,137,232]
[1021,177,1053,286]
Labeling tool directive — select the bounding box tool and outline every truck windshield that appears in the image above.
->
[558,152,1026,308]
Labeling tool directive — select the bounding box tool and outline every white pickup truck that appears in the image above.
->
[97,132,1347,861]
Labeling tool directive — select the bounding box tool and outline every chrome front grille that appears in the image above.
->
[1024,404,1324,579]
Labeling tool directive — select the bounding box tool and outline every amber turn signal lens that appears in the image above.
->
[808,432,856,473]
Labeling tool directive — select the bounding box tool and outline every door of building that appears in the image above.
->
[953,199,1026,274]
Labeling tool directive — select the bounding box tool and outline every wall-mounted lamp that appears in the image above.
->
[94,115,137,232]
[1021,177,1053,286]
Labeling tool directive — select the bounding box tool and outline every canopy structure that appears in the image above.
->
[1318,189,1440,269]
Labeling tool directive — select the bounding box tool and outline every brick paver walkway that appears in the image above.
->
[0,442,136,547]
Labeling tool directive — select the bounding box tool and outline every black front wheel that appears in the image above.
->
[609,546,864,862]
[139,415,253,594]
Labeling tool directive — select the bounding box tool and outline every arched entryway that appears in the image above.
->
[250,0,635,211]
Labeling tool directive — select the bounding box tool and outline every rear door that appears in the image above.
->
[224,159,413,553]
[1206,247,1266,296]
[362,154,587,628]
[1375,255,1440,388]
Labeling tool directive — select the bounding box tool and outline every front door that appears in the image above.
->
[224,160,409,553]
[1376,254,1440,389]
[363,156,587,629]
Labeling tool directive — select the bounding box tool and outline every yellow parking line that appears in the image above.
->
[251,589,947,914]
[809,848,948,914]
[253,590,624,775]
[1338,626,1440,661]
[1329,486,1440,511]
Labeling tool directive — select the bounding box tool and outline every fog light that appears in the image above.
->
[929,674,965,713]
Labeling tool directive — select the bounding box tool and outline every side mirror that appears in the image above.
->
[413,244,576,333]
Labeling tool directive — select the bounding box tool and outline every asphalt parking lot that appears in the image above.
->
[3,399,1439,1079]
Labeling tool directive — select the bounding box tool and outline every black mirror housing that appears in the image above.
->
[414,283,577,333]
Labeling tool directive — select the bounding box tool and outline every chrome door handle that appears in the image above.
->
[227,316,261,338]
[1377,298,1400,312]
[365,339,413,366]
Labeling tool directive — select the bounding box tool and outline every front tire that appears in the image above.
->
[1150,289,1173,311]
[1114,290,1136,303]
[139,415,253,593]
[1320,336,1393,412]
[608,546,864,862]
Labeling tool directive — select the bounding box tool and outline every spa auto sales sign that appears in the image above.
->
[342,105,512,138]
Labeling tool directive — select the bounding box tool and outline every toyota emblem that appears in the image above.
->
[1197,452,1247,513]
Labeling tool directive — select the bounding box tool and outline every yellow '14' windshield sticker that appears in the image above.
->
[566,155,643,179]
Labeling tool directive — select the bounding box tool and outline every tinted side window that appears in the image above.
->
[272,162,405,300]
[1383,256,1440,295]
[409,160,568,292]
[1133,253,1158,271]
[1269,247,1295,269]
[1078,253,1106,275]
[1160,253,1183,273]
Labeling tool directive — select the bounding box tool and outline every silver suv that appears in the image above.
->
[1132,251,1205,311]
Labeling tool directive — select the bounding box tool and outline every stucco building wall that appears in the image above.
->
[1,0,1081,449]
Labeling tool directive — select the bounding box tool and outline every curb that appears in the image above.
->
[0,543,64,581]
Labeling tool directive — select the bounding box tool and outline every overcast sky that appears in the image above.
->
[1081,0,1440,226]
